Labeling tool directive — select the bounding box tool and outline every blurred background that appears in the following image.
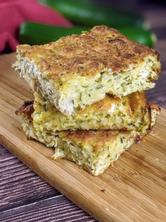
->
[0,0,166,54]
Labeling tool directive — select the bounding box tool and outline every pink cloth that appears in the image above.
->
[0,0,71,52]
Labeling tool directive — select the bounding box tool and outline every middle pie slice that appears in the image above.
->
[32,91,152,133]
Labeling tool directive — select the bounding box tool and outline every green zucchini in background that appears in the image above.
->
[19,22,156,47]
[20,23,86,45]
[120,27,156,47]
[40,0,148,29]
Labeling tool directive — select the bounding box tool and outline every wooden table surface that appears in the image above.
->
[0,5,166,222]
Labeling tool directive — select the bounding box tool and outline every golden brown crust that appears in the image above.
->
[148,103,161,112]
[16,92,146,118]
[58,129,139,153]
[147,103,160,131]
[16,26,160,80]
[31,91,147,122]
[128,92,147,112]
[59,130,124,152]
[15,101,34,120]
[61,92,145,116]
[79,95,118,114]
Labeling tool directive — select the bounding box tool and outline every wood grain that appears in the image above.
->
[0,145,94,222]
[0,54,166,222]
[0,194,95,222]
[0,144,58,211]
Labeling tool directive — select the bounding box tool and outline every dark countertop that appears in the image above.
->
[0,6,166,222]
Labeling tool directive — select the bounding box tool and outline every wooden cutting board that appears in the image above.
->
[0,54,166,222]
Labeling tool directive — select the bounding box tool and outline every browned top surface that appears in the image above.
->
[17,26,160,80]
[76,92,147,114]
[35,91,147,116]
[59,130,129,150]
